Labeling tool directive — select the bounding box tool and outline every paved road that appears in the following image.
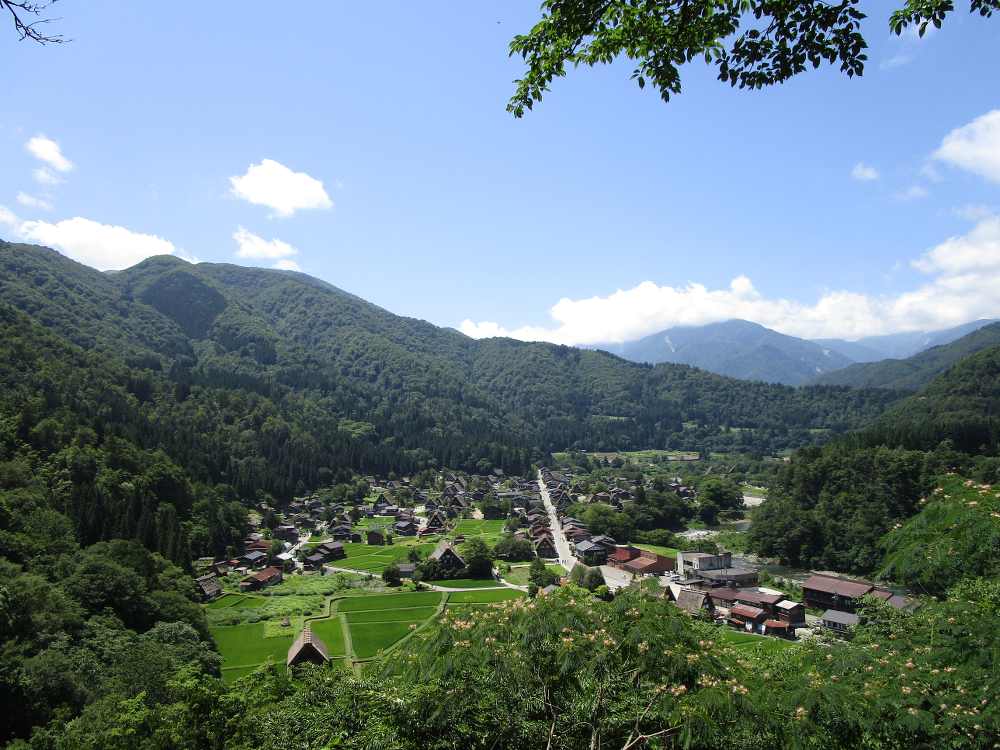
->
[538,470,576,570]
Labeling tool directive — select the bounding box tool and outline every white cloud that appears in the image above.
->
[16,192,53,211]
[880,53,911,70]
[0,205,18,227]
[232,226,298,259]
[18,217,176,270]
[272,259,302,272]
[33,167,64,186]
[229,159,332,217]
[851,162,879,181]
[912,216,1000,276]
[25,135,73,173]
[933,109,1000,183]
[895,185,929,201]
[460,216,1000,343]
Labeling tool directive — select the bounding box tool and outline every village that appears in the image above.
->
[191,461,915,678]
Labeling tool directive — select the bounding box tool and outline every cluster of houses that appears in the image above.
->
[194,532,298,601]
[570,473,696,510]
[802,573,913,632]
[662,555,913,639]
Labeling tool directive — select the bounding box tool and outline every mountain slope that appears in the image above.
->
[861,343,1000,453]
[610,319,854,385]
[815,318,999,363]
[0,241,904,483]
[812,322,1000,390]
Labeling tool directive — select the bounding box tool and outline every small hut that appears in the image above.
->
[287,625,330,668]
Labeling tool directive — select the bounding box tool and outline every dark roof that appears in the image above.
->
[244,550,266,561]
[252,566,282,582]
[675,589,707,615]
[287,625,330,666]
[803,575,873,599]
[732,589,783,606]
[706,588,741,603]
[731,604,766,619]
[429,541,466,565]
[822,609,860,626]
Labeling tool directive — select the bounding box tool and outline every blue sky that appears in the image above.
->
[2,1,999,343]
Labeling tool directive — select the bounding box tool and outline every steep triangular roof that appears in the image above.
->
[287,625,330,666]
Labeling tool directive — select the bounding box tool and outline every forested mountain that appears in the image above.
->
[750,342,1000,573]
[0,240,904,562]
[811,322,1000,390]
[597,319,854,385]
[815,318,998,363]
[0,243,901,471]
[862,343,1000,453]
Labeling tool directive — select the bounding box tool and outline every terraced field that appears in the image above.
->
[452,519,507,545]
[207,578,524,676]
[433,577,504,589]
[212,622,296,681]
[333,541,438,574]
[446,589,525,604]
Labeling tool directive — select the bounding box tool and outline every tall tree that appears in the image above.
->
[508,0,1000,116]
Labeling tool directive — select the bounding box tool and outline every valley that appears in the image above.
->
[2,243,1000,748]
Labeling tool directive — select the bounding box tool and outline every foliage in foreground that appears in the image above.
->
[507,0,998,117]
[15,582,998,749]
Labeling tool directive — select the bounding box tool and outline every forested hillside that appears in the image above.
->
[812,322,1000,390]
[0,242,901,476]
[750,343,1000,573]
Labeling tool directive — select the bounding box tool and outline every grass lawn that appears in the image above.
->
[265,573,367,597]
[718,628,795,653]
[349,620,423,659]
[211,622,294,669]
[502,564,564,586]
[206,593,248,609]
[353,515,397,529]
[307,617,348,656]
[335,541,437,574]
[433,578,503,589]
[338,591,443,612]
[345,606,439,623]
[634,543,679,558]
[452,519,507,543]
[447,589,525,604]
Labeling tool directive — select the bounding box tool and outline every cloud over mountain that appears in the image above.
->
[461,214,1000,345]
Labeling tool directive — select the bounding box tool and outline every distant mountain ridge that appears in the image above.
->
[595,318,1000,387]
[600,320,854,386]
[811,322,1000,390]
[0,241,904,483]
[815,319,999,363]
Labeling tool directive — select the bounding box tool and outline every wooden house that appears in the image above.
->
[195,573,222,601]
[287,625,330,668]
[428,541,466,571]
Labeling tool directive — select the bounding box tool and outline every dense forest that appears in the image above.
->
[749,343,1000,573]
[812,322,1000,391]
[3,242,1000,746]
[0,243,903,544]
